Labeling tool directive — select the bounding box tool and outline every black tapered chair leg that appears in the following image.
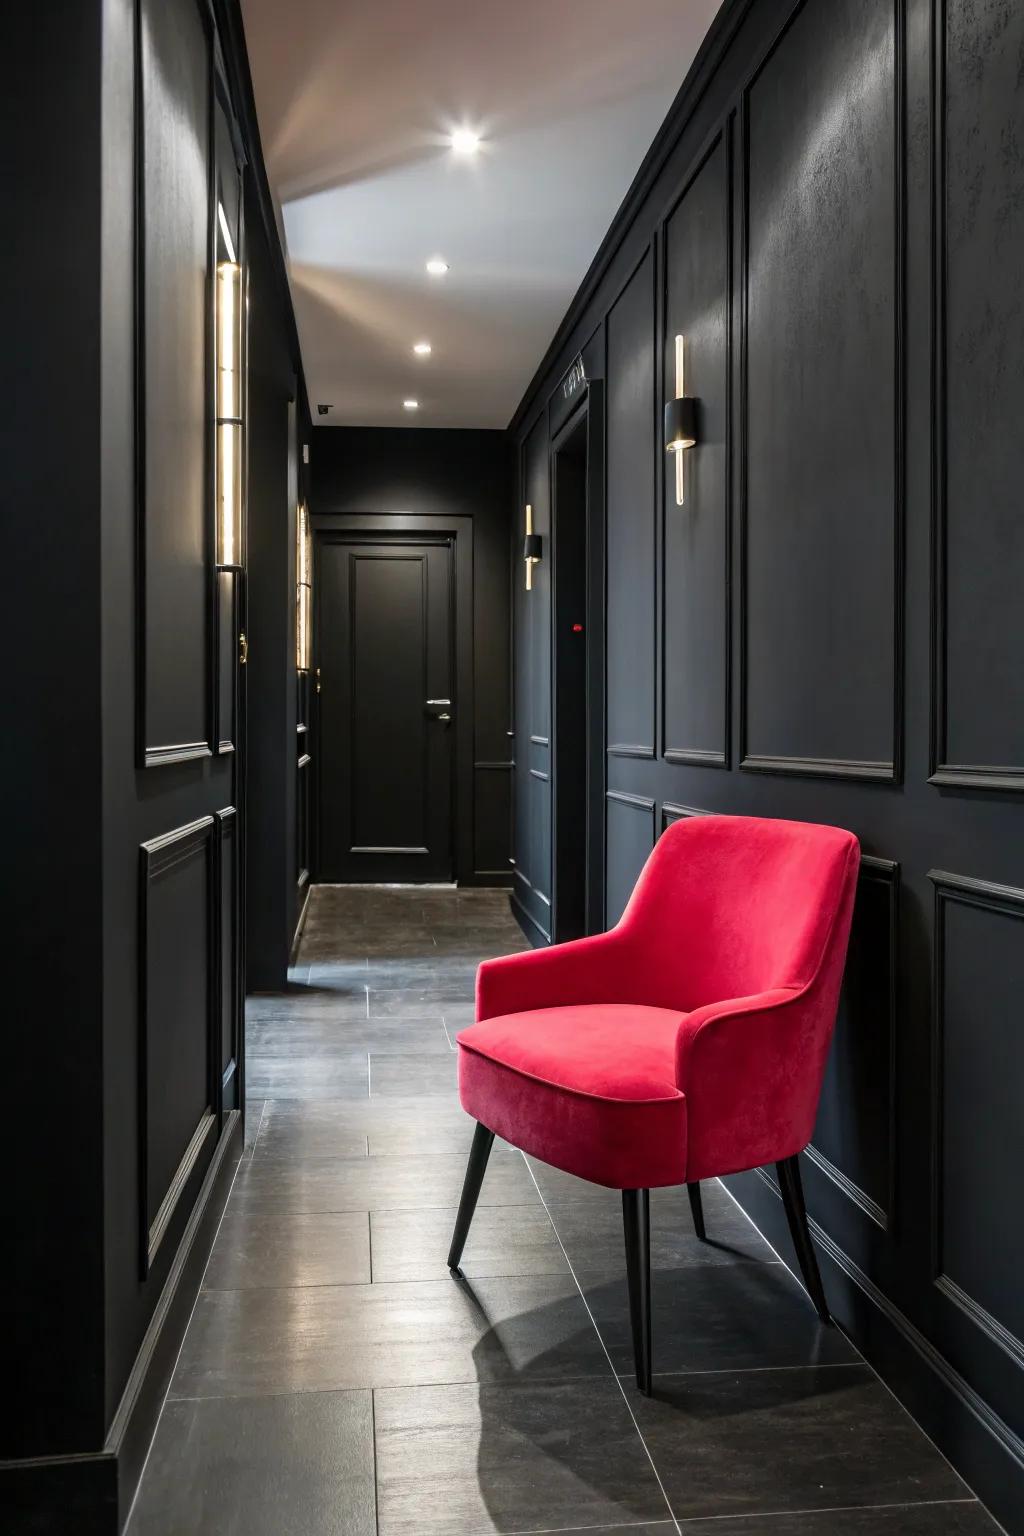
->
[686,1180,706,1241]
[776,1155,831,1324]
[621,1189,652,1395]
[447,1122,495,1273]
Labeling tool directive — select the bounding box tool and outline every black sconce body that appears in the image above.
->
[664,395,698,451]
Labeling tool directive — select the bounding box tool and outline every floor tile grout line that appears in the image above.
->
[713,1177,1003,1527]
[671,1496,983,1526]
[166,1369,636,1408]
[614,1359,866,1380]
[370,1387,381,1535]
[459,1521,676,1536]
[248,1098,269,1161]
[521,1155,682,1536]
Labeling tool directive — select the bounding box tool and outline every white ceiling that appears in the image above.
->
[241,0,722,428]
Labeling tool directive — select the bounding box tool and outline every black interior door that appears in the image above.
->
[318,536,454,882]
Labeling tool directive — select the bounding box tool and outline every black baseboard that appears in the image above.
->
[459,871,514,889]
[724,1168,1024,1536]
[0,1113,241,1535]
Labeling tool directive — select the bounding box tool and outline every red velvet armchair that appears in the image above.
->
[446,814,860,1393]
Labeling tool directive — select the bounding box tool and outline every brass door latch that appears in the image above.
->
[239,631,248,665]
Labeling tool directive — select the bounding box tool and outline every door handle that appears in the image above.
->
[425,698,451,706]
[436,712,451,721]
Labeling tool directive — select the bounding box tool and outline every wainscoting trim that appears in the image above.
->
[737,0,906,786]
[138,815,216,1276]
[734,1166,1024,1532]
[928,867,1024,1368]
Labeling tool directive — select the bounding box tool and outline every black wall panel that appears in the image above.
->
[931,873,1024,1368]
[138,0,212,765]
[808,857,897,1230]
[245,182,300,989]
[218,807,239,1100]
[139,818,216,1274]
[663,134,730,767]
[742,0,899,779]
[509,0,1024,1522]
[933,0,1024,788]
[216,573,237,752]
[606,249,656,759]
[605,791,656,927]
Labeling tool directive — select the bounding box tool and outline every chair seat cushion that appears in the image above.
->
[457,1004,688,1189]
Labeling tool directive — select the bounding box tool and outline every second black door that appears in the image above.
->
[318,537,454,882]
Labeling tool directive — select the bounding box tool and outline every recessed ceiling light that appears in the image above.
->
[425,257,449,276]
[403,399,419,410]
[450,127,481,156]
[413,341,432,356]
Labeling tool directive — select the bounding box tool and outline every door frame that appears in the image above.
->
[549,384,606,938]
[311,513,475,885]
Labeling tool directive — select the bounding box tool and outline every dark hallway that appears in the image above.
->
[126,888,989,1534]
[6,0,1023,1531]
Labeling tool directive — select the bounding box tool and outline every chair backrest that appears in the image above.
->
[618,814,860,1012]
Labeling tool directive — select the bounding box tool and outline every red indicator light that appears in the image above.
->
[571,622,584,633]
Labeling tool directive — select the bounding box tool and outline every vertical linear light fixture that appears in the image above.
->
[296,501,312,672]
[664,334,698,506]
[523,503,542,590]
[215,205,244,568]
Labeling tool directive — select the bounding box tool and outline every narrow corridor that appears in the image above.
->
[129,888,993,1535]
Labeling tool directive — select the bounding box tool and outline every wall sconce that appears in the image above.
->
[523,503,542,590]
[296,501,312,672]
[665,334,698,506]
[215,255,244,567]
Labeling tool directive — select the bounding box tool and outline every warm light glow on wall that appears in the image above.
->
[216,258,244,567]
[296,502,312,672]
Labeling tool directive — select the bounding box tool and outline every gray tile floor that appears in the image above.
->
[128,886,999,1535]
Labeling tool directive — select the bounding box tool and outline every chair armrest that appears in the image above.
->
[674,986,830,1178]
[476,930,637,1022]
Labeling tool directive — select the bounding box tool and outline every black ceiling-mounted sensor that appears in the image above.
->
[317,403,332,416]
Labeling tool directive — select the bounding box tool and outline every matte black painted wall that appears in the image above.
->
[5,0,107,1466]
[244,186,306,990]
[510,0,1024,1527]
[2,0,306,1527]
[310,427,514,884]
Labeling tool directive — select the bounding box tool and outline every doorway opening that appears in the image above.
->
[316,532,455,883]
[551,409,589,942]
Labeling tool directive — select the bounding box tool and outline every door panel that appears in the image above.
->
[319,538,454,882]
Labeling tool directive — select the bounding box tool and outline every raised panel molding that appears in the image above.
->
[806,854,899,1232]
[138,816,217,1275]
[739,0,906,784]
[605,244,657,760]
[605,790,656,927]
[660,127,732,770]
[929,0,1024,792]
[216,807,238,1098]
[930,869,1024,1370]
[661,801,713,830]
[135,0,216,768]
